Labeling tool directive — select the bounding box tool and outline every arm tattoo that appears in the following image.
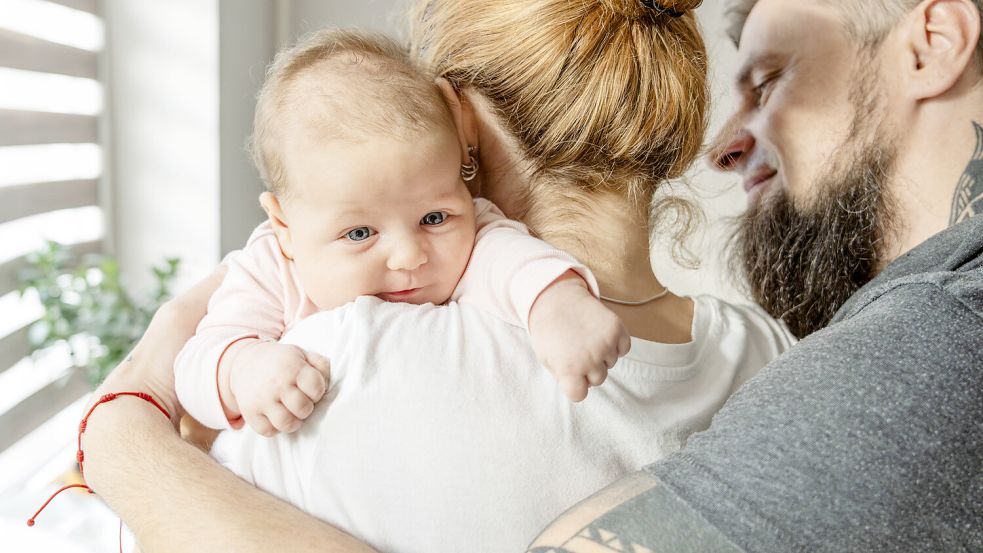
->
[528,488,671,553]
[527,475,740,553]
[949,121,983,225]
[528,500,653,553]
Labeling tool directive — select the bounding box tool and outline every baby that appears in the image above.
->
[174,30,629,436]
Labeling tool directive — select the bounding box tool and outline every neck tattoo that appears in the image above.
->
[949,120,983,225]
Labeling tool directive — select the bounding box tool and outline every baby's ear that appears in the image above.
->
[259,192,295,260]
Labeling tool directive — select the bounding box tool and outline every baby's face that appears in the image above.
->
[276,128,476,310]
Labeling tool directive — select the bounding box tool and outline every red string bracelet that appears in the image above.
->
[27,391,171,552]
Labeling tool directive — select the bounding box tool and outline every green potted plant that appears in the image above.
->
[18,241,180,387]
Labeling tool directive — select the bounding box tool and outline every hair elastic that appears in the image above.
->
[641,0,686,18]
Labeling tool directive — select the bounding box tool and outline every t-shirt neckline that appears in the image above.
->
[619,295,714,380]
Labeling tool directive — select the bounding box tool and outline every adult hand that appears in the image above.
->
[94,265,227,424]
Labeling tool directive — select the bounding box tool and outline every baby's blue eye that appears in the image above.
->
[421,212,446,226]
[346,227,374,241]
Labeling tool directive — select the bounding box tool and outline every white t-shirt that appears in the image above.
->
[211,295,794,553]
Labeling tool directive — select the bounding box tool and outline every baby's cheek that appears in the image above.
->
[457,238,475,272]
[299,263,358,310]
[451,232,477,279]
[426,234,472,304]
[303,280,342,311]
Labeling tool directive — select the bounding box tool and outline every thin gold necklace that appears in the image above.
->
[600,287,670,306]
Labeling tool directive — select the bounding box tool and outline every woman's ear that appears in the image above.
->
[259,191,295,260]
[904,0,981,100]
[436,77,478,164]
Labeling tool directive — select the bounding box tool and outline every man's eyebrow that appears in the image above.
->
[735,52,785,88]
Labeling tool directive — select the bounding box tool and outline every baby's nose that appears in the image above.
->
[386,236,428,272]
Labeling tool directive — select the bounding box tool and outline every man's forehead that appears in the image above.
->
[731,0,791,85]
[729,0,838,48]
[731,0,844,83]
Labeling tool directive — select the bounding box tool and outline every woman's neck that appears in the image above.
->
[527,188,662,300]
[528,188,694,344]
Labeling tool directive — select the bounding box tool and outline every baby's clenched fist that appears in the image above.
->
[528,272,630,402]
[219,339,331,436]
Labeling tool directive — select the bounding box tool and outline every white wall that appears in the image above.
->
[284,0,404,39]
[105,0,221,293]
[218,0,277,255]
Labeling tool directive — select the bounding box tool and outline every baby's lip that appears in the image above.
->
[378,288,422,302]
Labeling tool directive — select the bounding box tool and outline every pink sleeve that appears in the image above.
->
[451,198,599,328]
[174,223,291,430]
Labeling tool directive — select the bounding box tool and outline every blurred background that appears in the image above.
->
[0,1,745,550]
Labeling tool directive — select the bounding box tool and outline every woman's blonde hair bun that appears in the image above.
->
[410,0,710,252]
[600,0,702,20]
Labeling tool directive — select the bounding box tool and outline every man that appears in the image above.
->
[529,0,982,550]
[78,1,980,551]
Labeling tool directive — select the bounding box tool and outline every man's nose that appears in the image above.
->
[707,119,754,172]
[386,233,428,272]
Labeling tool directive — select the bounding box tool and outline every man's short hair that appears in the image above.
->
[725,0,983,66]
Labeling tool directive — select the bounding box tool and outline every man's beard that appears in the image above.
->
[732,121,899,339]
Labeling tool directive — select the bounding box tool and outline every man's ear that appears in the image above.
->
[259,191,295,260]
[436,77,478,164]
[904,0,981,99]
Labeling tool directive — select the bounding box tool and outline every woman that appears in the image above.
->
[79,0,791,551]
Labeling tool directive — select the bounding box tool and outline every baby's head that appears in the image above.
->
[250,30,477,310]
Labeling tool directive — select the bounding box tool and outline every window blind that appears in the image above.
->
[0,0,104,456]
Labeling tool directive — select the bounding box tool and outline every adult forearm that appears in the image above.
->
[82,395,376,553]
[77,267,377,553]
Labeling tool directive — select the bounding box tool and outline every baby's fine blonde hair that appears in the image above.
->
[250,29,453,197]
[408,0,708,257]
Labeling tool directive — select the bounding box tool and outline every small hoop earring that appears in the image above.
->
[460,146,479,182]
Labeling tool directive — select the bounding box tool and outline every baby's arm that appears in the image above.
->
[174,226,330,434]
[453,199,630,401]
